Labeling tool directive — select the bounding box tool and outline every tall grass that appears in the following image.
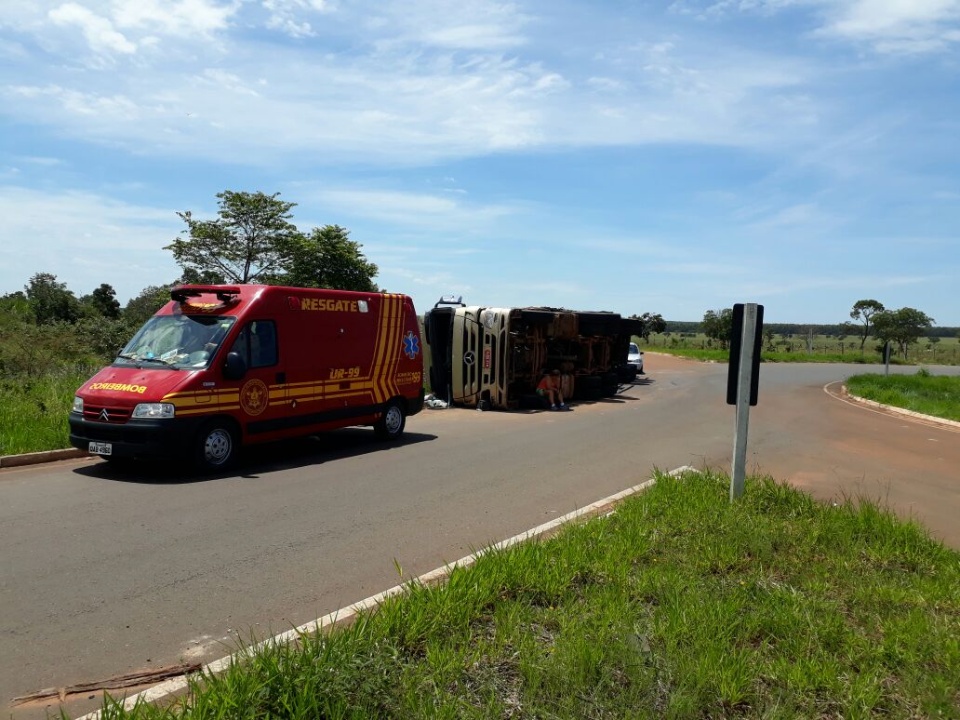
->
[90,470,960,720]
[0,369,93,455]
[847,370,960,422]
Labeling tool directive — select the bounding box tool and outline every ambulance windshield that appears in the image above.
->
[118,315,237,369]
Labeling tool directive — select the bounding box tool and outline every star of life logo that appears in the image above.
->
[402,331,420,360]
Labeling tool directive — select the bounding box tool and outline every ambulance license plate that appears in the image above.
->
[88,442,112,456]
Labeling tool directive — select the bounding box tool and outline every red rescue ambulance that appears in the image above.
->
[69,285,425,470]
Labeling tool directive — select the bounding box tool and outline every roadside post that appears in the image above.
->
[884,341,891,376]
[726,303,764,501]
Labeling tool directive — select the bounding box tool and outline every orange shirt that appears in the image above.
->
[537,375,558,392]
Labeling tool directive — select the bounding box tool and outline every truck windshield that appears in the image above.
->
[117,315,238,369]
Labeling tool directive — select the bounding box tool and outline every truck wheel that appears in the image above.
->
[375,401,406,440]
[196,421,236,471]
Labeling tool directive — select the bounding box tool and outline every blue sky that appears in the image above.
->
[2,0,958,325]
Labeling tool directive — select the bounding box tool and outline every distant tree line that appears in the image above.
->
[661,320,958,339]
[641,299,951,359]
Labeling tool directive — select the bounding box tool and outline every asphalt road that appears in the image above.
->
[3,355,959,718]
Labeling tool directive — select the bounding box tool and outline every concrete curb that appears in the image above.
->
[839,385,960,430]
[0,448,89,468]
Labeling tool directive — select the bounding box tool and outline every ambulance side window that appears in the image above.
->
[250,321,277,368]
[229,321,277,369]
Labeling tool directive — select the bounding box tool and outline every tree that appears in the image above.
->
[177,268,227,285]
[871,307,934,359]
[25,272,81,325]
[849,299,885,352]
[80,283,121,319]
[701,308,733,349]
[635,312,666,342]
[167,191,299,284]
[0,291,31,324]
[123,285,173,327]
[274,225,379,291]
[641,312,666,341]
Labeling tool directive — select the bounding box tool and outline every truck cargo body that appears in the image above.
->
[425,301,641,410]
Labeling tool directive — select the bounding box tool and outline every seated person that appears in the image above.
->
[536,369,566,409]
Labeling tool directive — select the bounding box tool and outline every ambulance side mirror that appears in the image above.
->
[223,351,247,381]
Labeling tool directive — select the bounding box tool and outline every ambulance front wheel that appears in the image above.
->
[195,420,237,471]
[375,401,406,441]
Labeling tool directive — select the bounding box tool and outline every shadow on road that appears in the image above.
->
[71,429,438,485]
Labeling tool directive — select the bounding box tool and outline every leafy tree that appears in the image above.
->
[167,191,299,284]
[0,291,31,324]
[80,283,121,319]
[871,307,935,359]
[273,225,379,291]
[701,308,733,349]
[764,328,777,352]
[177,268,227,285]
[25,272,81,325]
[637,312,666,342]
[849,299,885,352]
[123,285,173,327]
[76,317,133,359]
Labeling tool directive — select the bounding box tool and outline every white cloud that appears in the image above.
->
[0,0,836,166]
[815,0,960,53]
[112,0,236,36]
[680,0,960,53]
[311,188,518,230]
[823,0,960,35]
[48,3,136,54]
[743,202,843,232]
[262,0,330,38]
[366,0,531,50]
[422,23,525,49]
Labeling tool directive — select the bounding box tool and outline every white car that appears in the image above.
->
[627,342,644,375]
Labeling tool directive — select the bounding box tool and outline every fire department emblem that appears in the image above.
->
[239,379,269,416]
[402,331,420,360]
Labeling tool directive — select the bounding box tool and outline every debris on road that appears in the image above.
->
[12,663,202,705]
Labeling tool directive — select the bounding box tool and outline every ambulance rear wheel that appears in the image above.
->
[196,421,236,471]
[375,401,406,441]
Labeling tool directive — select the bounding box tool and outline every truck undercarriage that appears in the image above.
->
[425,299,642,410]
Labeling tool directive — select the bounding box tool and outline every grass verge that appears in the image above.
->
[92,470,960,720]
[847,370,960,422]
[0,370,92,456]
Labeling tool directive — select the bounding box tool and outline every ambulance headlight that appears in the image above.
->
[71,397,83,414]
[132,403,176,419]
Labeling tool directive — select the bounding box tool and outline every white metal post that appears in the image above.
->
[730,303,758,501]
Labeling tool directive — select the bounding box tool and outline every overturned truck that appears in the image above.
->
[425,297,643,410]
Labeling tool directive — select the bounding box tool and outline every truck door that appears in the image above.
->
[225,319,286,437]
[451,309,481,405]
